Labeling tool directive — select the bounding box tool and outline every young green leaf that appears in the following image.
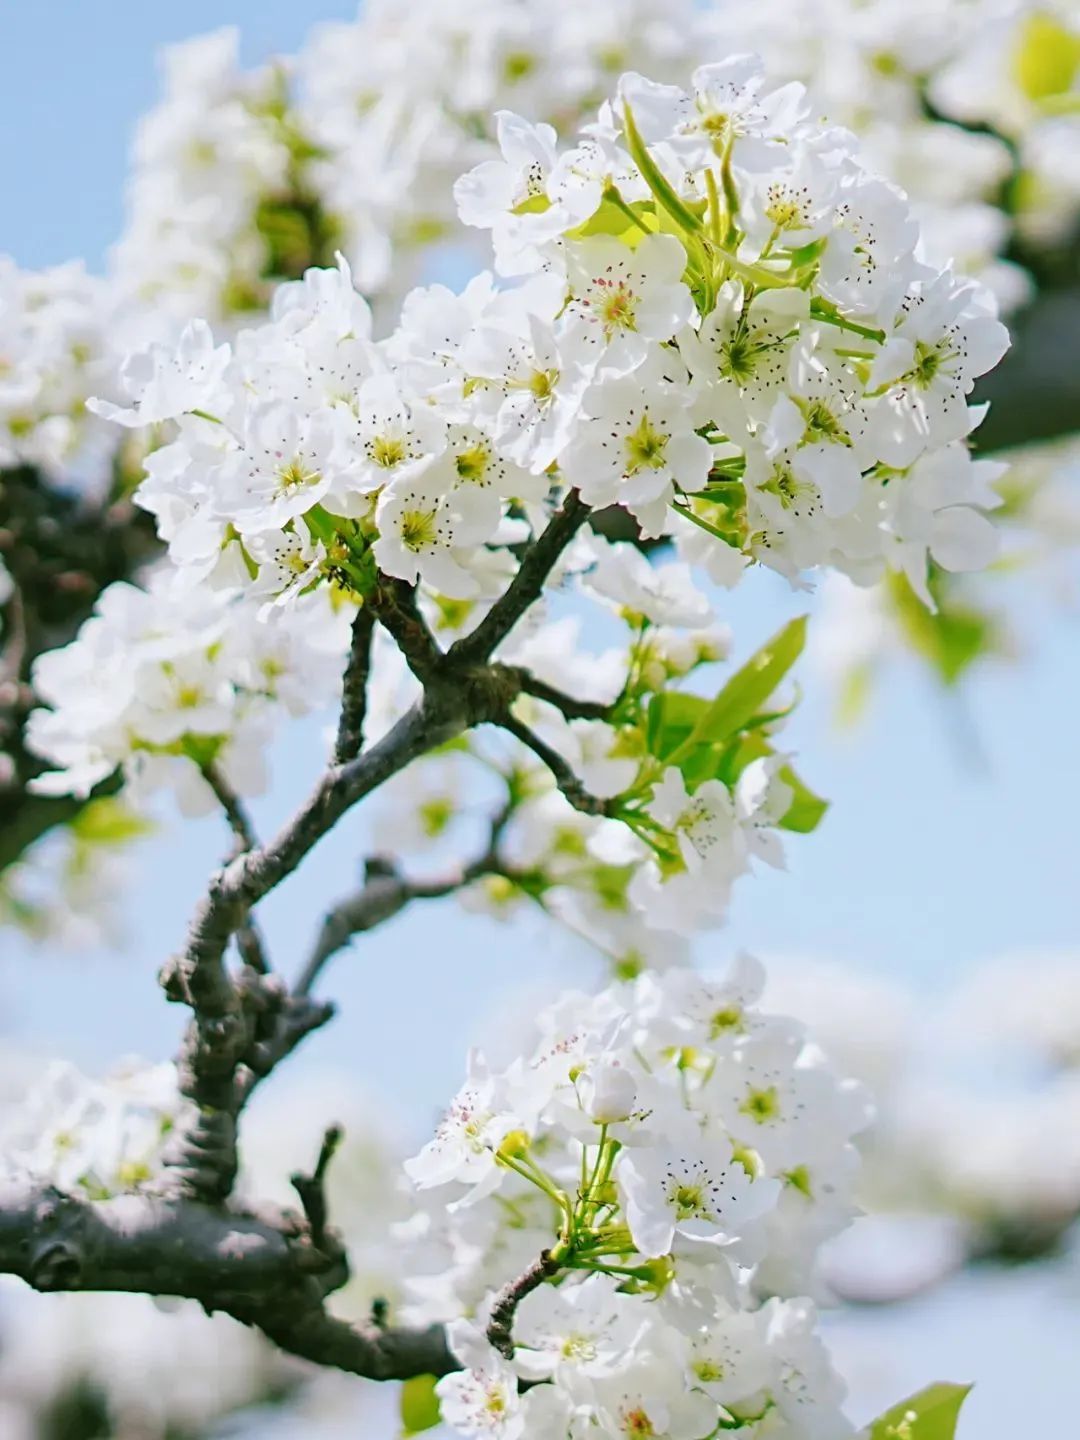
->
[868,1382,972,1440]
[646,691,708,759]
[400,1374,441,1436]
[670,616,808,763]
[776,765,829,834]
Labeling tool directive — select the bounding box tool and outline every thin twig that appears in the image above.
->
[203,762,258,855]
[295,832,507,999]
[517,672,613,721]
[203,761,268,974]
[486,1249,560,1360]
[499,713,613,818]
[291,1124,343,1249]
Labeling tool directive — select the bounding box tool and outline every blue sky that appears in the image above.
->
[2,6,1078,1435]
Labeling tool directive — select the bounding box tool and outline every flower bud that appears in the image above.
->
[579,1061,637,1123]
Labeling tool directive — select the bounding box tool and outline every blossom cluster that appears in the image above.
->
[0,257,116,482]
[26,56,1012,935]
[294,0,706,304]
[108,27,328,337]
[400,956,870,1439]
[294,0,1079,311]
[25,568,350,812]
[90,58,1009,610]
[706,0,1080,308]
[811,435,1080,711]
[766,951,1080,1286]
[0,1058,190,1200]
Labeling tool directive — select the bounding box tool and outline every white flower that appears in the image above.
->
[763,1297,856,1440]
[582,534,711,626]
[246,528,326,608]
[647,767,743,878]
[562,233,695,372]
[349,372,449,494]
[88,320,231,428]
[588,1354,719,1440]
[620,57,806,172]
[512,1275,644,1383]
[870,272,1010,465]
[436,1358,525,1439]
[617,1114,779,1258]
[373,472,480,597]
[221,403,343,533]
[462,311,590,474]
[635,952,769,1052]
[886,441,1004,606]
[687,1304,775,1409]
[736,756,793,870]
[818,173,920,322]
[560,359,712,536]
[681,281,809,441]
[404,1051,523,1198]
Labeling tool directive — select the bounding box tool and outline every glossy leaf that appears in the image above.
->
[868,1382,972,1440]
[674,616,807,759]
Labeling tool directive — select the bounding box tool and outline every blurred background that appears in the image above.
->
[1,2,1078,1436]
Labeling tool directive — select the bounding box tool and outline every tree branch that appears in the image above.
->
[370,579,445,685]
[203,762,258,855]
[334,605,376,765]
[203,761,268,973]
[499,713,614,818]
[0,1180,456,1382]
[295,837,505,1000]
[123,490,591,1218]
[449,490,590,665]
[517,672,612,721]
[161,678,520,1202]
[486,1249,559,1360]
[290,1124,343,1250]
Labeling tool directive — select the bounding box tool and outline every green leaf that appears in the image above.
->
[776,765,828,834]
[566,195,647,242]
[868,1383,972,1440]
[400,1375,441,1436]
[621,101,703,239]
[674,616,808,758]
[646,692,708,760]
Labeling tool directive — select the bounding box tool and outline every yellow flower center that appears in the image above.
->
[399,508,437,552]
[623,413,669,474]
[740,1085,781,1123]
[372,434,407,468]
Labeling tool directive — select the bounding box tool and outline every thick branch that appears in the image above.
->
[0,1180,455,1382]
[449,490,590,665]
